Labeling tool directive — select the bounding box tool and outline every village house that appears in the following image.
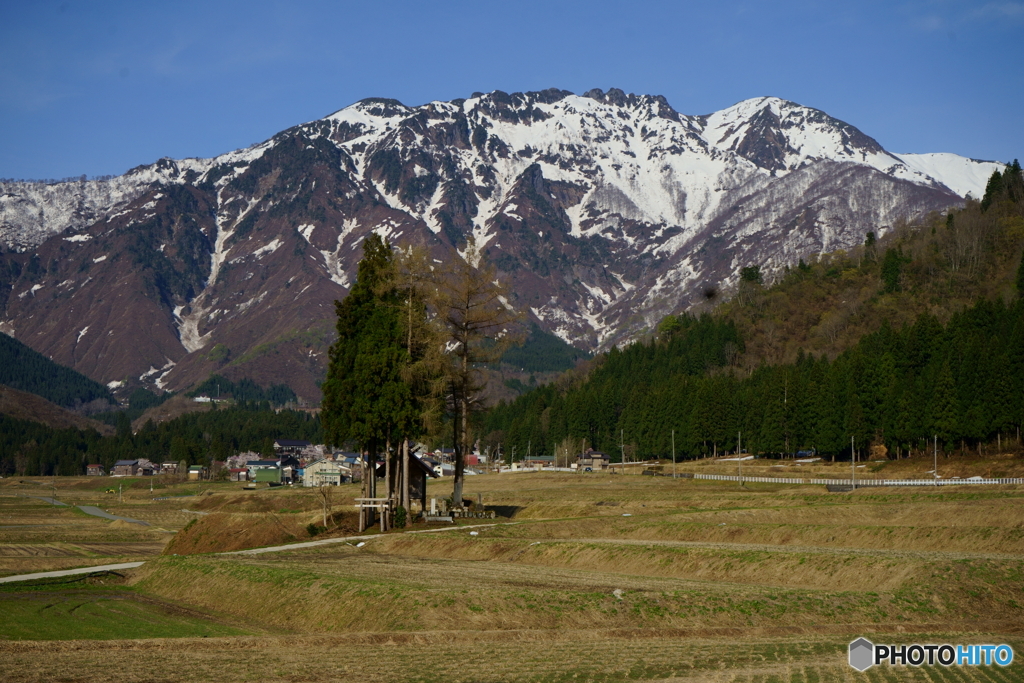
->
[226,452,260,470]
[112,460,140,477]
[228,468,249,482]
[336,462,354,480]
[160,462,179,475]
[273,439,310,455]
[188,465,207,480]
[333,451,360,463]
[577,449,611,471]
[246,455,299,484]
[86,464,105,476]
[248,461,280,483]
[522,455,555,469]
[433,448,455,464]
[303,458,344,487]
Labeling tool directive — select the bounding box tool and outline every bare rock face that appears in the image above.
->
[0,91,1001,402]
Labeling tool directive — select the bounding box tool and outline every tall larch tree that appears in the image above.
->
[435,238,522,506]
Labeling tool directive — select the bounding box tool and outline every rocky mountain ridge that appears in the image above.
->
[0,88,1003,402]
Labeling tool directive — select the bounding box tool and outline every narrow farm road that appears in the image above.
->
[0,562,145,584]
[76,505,150,526]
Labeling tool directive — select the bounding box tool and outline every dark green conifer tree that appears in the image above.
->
[929,360,959,450]
[321,234,416,452]
[981,169,1004,211]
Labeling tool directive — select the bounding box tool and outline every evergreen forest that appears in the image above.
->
[189,374,297,406]
[482,162,1024,462]
[0,332,114,408]
[0,403,321,477]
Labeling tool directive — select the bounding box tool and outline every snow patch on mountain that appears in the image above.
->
[1,87,990,394]
[894,153,1004,199]
[251,237,282,259]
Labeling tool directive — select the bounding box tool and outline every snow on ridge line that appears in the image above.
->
[894,153,1005,199]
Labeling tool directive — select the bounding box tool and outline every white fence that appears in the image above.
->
[691,473,1024,486]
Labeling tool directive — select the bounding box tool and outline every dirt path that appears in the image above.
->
[76,505,149,526]
[224,520,519,555]
[12,493,150,526]
[0,562,145,584]
[0,520,513,581]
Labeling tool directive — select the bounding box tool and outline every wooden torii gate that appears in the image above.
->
[355,497,393,532]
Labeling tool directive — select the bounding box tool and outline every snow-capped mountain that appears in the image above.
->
[0,89,1000,401]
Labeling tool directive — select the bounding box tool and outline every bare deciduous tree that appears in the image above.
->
[434,239,523,506]
[317,483,333,528]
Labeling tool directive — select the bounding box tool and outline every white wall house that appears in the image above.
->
[304,459,343,487]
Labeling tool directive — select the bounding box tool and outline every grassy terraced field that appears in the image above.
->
[0,468,1022,681]
[1,632,1021,682]
[0,584,251,641]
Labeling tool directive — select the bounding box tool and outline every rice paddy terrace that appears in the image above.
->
[1,463,1022,682]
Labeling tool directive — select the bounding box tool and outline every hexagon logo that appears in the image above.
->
[849,638,874,671]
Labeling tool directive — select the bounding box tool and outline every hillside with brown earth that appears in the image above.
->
[0,385,114,435]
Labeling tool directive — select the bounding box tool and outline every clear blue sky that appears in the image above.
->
[1,0,1021,180]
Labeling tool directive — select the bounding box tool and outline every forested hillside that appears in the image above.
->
[483,162,1024,462]
[189,374,297,405]
[0,403,321,477]
[0,332,113,408]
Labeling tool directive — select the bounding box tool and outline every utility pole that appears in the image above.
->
[621,429,625,468]
[851,436,856,491]
[671,430,676,479]
[119,482,123,504]
[784,377,789,455]
[934,435,938,486]
[738,431,742,487]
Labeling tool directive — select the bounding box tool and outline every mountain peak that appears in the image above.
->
[1,87,996,403]
[700,96,888,172]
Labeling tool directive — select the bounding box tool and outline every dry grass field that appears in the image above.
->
[1,463,1022,681]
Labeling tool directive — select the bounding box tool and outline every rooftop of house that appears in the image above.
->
[375,456,438,479]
